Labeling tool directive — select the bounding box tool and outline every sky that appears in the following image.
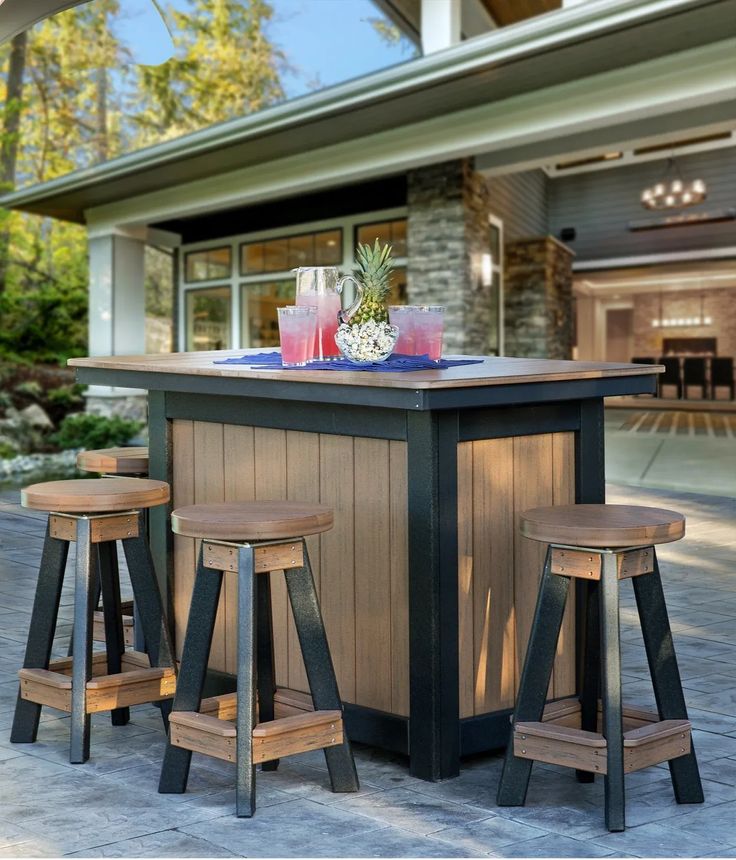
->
[126,0,417,100]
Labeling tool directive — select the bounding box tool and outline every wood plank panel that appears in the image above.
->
[285,430,321,694]
[354,438,392,713]
[172,420,195,659]
[319,435,356,703]
[193,421,226,672]
[513,434,554,690]
[457,441,474,719]
[552,432,576,699]
[222,424,255,675]
[254,428,289,688]
[473,437,515,715]
[389,441,409,717]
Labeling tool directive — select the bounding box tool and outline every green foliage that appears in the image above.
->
[0,391,11,410]
[53,413,142,451]
[46,383,84,409]
[0,440,18,458]
[13,379,43,399]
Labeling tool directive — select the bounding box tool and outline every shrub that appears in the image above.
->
[46,384,85,410]
[14,380,44,400]
[53,413,142,451]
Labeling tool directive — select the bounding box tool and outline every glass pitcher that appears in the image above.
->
[293,267,358,360]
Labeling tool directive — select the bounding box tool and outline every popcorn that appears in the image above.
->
[335,321,399,364]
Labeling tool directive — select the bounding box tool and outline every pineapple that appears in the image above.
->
[351,239,394,325]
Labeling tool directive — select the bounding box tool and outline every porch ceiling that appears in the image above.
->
[2,0,734,225]
[480,0,561,26]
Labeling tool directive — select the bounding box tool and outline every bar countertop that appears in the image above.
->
[69,350,662,409]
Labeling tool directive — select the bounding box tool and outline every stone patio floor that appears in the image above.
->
[0,483,735,858]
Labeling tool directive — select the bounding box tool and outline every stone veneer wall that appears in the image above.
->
[406,159,492,354]
[632,287,736,357]
[504,237,575,359]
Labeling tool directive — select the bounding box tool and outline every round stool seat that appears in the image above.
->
[520,504,684,548]
[171,500,334,541]
[21,478,169,513]
[77,447,149,475]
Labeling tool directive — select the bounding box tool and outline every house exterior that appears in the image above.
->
[2,0,735,415]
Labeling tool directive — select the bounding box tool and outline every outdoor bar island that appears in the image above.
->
[68,351,659,782]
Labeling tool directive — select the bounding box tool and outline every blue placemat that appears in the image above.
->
[215,351,484,372]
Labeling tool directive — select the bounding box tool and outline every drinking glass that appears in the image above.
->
[388,306,415,354]
[412,306,446,361]
[277,306,317,367]
[294,267,358,361]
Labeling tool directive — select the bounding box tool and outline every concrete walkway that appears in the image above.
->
[0,483,735,857]
[606,409,736,498]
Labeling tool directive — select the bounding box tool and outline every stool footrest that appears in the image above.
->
[514,717,691,774]
[19,651,175,713]
[169,707,343,764]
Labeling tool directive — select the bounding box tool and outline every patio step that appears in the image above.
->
[169,707,343,764]
[515,712,691,774]
[18,650,175,713]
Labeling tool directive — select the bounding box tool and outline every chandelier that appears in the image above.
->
[651,291,713,328]
[640,157,707,211]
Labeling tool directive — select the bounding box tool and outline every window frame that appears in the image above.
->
[178,207,408,351]
[183,245,233,284]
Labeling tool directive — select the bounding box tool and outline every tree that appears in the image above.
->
[0,32,27,295]
[132,0,285,144]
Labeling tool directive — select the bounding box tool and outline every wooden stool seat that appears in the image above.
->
[520,504,685,548]
[77,447,149,475]
[171,501,333,541]
[21,478,169,513]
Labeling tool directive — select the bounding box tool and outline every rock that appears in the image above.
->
[19,403,54,430]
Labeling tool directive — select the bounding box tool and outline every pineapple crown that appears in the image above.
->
[355,239,394,299]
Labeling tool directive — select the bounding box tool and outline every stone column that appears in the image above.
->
[406,159,492,354]
[504,236,575,360]
[85,232,147,421]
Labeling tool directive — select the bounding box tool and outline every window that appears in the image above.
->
[184,247,231,282]
[388,266,408,305]
[241,279,295,348]
[356,218,407,258]
[240,229,342,275]
[185,286,231,350]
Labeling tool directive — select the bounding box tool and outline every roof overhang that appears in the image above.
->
[3,0,736,225]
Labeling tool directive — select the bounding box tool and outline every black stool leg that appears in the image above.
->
[497,548,570,806]
[600,553,625,832]
[159,545,223,794]
[236,546,257,818]
[70,518,97,764]
[285,543,359,793]
[98,541,129,726]
[257,572,278,772]
[633,551,704,805]
[577,578,600,783]
[121,512,176,726]
[11,523,68,743]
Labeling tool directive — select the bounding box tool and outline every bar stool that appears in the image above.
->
[159,500,359,817]
[497,504,703,832]
[76,447,150,650]
[11,478,176,764]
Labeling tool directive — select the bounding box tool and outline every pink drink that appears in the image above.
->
[389,306,415,354]
[296,291,342,360]
[412,307,445,360]
[278,307,317,367]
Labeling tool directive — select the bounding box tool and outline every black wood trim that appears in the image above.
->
[164,392,408,440]
[406,410,460,781]
[459,402,579,441]
[147,391,175,638]
[460,710,512,757]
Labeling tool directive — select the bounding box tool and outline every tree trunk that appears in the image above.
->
[0,31,28,295]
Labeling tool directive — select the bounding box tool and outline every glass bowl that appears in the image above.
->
[334,322,399,365]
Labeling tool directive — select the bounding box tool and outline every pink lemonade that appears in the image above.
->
[389,307,415,354]
[412,308,445,360]
[296,291,342,360]
[277,307,317,367]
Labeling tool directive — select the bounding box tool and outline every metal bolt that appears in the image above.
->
[330,724,335,730]
[521,749,526,754]
[560,566,565,572]
[521,735,526,740]
[331,737,336,743]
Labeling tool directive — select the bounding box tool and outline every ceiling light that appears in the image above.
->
[641,157,707,211]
